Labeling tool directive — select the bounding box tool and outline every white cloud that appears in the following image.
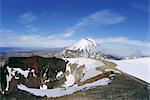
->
[63,31,75,37]
[19,12,38,23]
[0,28,12,33]
[64,10,125,37]
[95,37,150,48]
[94,37,150,57]
[130,2,150,12]
[0,33,76,48]
[100,46,142,57]
[78,10,125,26]
[25,25,39,32]
[18,12,39,33]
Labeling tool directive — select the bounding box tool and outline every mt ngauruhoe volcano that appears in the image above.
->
[57,38,97,58]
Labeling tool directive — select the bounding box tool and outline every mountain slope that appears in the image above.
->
[56,38,97,58]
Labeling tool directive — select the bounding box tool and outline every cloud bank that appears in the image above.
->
[0,33,76,48]
[95,37,150,48]
[0,30,149,57]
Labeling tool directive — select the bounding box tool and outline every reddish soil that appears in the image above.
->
[24,58,38,70]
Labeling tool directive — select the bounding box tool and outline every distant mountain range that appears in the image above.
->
[0,47,65,54]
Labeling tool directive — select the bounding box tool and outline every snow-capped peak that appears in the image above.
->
[57,38,98,58]
[68,38,96,51]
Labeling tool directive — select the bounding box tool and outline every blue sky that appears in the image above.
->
[0,0,150,56]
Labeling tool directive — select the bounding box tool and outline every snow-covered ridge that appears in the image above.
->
[111,57,150,83]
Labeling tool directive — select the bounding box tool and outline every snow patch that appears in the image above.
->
[12,68,30,78]
[80,68,102,82]
[40,84,47,89]
[56,71,63,78]
[64,58,105,86]
[5,66,35,92]
[63,74,75,87]
[17,78,110,98]
[111,57,150,83]
[44,79,50,83]
[31,69,37,77]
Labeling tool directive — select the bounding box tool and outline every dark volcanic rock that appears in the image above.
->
[0,56,68,94]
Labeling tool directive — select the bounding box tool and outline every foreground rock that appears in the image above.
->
[0,73,149,100]
[0,56,68,94]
